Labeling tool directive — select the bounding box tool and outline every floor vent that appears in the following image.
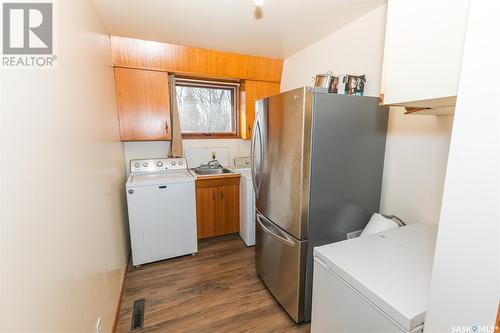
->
[131,298,145,330]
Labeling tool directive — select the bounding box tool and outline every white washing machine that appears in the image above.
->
[126,158,197,266]
[311,223,437,333]
[234,157,255,246]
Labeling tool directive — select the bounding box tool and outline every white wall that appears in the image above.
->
[280,4,453,225]
[380,110,453,225]
[0,1,128,331]
[425,1,500,331]
[123,139,251,174]
[280,5,387,96]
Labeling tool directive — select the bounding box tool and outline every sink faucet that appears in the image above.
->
[199,159,222,169]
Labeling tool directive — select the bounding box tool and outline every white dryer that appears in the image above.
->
[234,157,255,246]
[126,158,197,266]
[311,223,437,333]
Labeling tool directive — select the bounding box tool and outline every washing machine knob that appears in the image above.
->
[143,163,148,167]
[157,161,163,167]
[134,163,140,168]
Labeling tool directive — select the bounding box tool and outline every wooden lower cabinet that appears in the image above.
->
[195,176,240,239]
[195,186,218,238]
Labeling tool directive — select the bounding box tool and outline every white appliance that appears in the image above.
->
[126,158,197,266]
[311,223,437,333]
[234,157,255,246]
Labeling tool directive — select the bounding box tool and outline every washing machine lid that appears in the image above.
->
[126,170,193,187]
[314,223,437,332]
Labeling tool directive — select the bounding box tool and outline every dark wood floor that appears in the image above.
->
[116,234,311,333]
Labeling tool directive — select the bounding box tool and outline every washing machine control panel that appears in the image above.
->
[130,158,187,173]
[234,157,251,169]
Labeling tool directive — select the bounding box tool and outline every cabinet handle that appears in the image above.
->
[212,192,216,200]
[165,121,169,133]
[220,191,224,199]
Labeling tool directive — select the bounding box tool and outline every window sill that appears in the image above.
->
[182,133,239,140]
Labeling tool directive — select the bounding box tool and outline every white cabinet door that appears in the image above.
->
[381,0,470,107]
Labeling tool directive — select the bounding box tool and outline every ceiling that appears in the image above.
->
[94,0,386,59]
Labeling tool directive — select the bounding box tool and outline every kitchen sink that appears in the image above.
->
[194,168,235,175]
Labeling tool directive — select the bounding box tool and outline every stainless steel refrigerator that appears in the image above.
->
[251,87,389,323]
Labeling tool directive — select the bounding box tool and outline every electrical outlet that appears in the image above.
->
[211,151,216,160]
[96,317,102,333]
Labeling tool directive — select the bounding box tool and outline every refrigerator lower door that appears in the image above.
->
[255,211,308,322]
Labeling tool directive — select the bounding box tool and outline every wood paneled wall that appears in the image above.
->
[110,36,283,83]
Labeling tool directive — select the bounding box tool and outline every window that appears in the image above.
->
[175,79,239,138]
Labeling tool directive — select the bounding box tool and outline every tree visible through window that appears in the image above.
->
[175,80,238,137]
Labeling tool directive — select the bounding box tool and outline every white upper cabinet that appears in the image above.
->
[381,0,470,112]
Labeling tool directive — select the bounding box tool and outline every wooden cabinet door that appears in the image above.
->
[215,184,239,236]
[195,177,240,239]
[114,67,171,141]
[241,80,280,140]
[195,186,217,239]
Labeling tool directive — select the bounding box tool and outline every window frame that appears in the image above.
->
[175,78,240,139]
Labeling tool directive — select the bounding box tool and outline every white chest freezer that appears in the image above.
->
[311,223,437,333]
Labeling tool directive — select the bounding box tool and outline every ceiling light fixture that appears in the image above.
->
[254,0,264,7]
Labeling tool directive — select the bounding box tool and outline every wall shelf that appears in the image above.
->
[380,95,456,116]
[404,106,455,116]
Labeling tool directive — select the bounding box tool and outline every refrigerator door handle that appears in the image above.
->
[251,124,258,194]
[251,116,263,195]
[256,214,296,247]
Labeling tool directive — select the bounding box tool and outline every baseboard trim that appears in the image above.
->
[112,253,130,333]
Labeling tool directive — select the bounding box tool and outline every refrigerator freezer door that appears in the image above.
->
[255,211,308,322]
[253,88,313,240]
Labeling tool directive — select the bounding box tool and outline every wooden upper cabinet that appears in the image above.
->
[241,80,281,140]
[381,0,469,111]
[111,36,283,139]
[114,67,171,141]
